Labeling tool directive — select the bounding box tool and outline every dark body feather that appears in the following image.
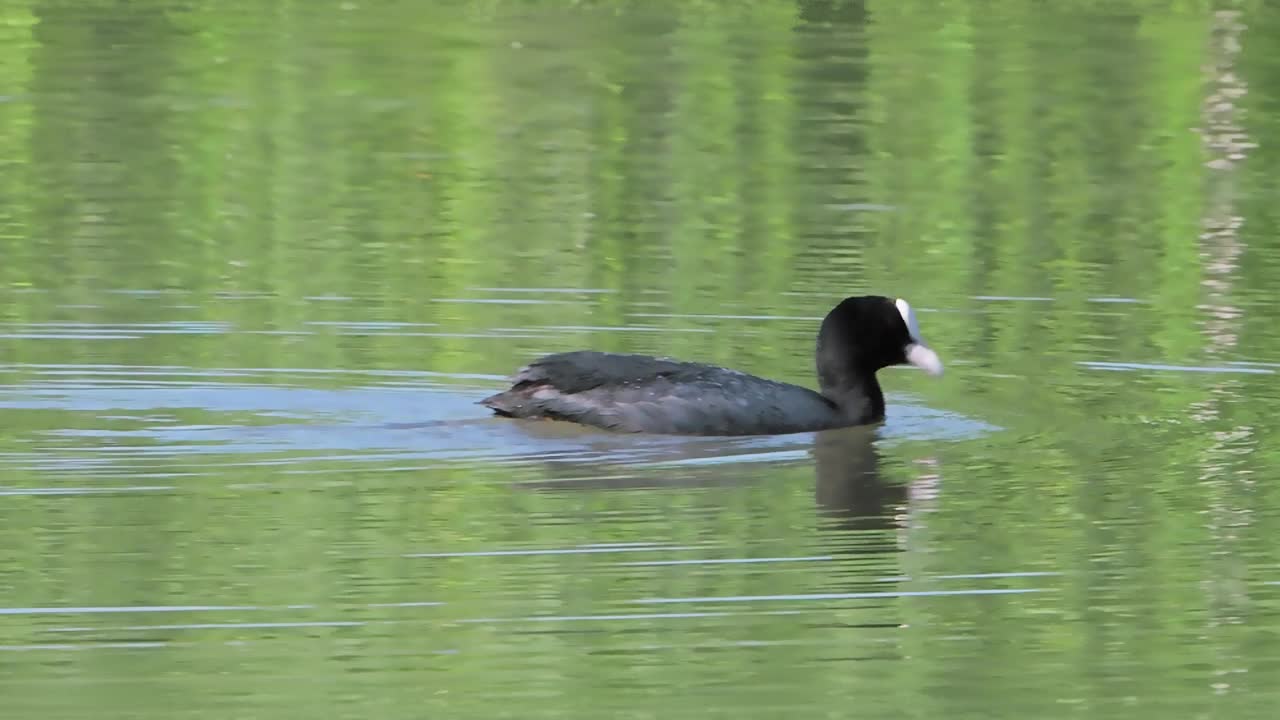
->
[480,351,860,436]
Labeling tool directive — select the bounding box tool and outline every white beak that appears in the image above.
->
[895,298,943,376]
[905,342,944,376]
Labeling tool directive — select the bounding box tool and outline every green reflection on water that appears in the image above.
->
[2,1,1280,719]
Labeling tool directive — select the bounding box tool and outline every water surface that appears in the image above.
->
[3,2,1280,719]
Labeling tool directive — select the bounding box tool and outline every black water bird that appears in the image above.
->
[481,295,943,436]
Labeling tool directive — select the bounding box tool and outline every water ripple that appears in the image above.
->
[632,588,1051,604]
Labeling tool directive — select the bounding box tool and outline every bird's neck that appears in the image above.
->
[820,374,885,424]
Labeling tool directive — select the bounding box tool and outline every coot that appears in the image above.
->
[480,295,943,436]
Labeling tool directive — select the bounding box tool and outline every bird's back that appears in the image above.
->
[480,351,845,435]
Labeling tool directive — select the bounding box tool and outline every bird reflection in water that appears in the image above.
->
[508,422,942,536]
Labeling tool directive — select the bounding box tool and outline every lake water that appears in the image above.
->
[3,2,1280,718]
